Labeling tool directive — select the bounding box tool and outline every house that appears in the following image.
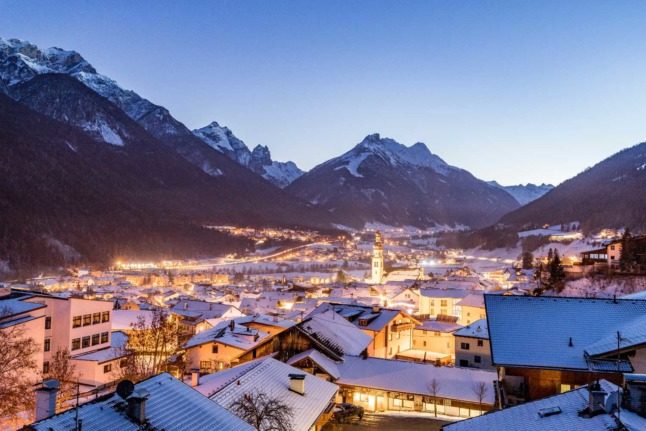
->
[70,331,130,387]
[184,320,280,373]
[170,300,243,341]
[456,294,486,326]
[402,317,462,365]
[288,352,496,418]
[307,303,420,359]
[25,373,253,430]
[442,378,646,431]
[454,319,493,370]
[418,288,470,319]
[485,295,646,403]
[195,356,338,431]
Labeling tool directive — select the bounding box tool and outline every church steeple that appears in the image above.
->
[371,231,385,284]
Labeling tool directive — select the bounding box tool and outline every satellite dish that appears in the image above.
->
[116,380,135,399]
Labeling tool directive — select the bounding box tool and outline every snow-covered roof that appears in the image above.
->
[29,373,254,431]
[325,355,496,404]
[287,348,342,379]
[486,295,646,370]
[454,319,489,340]
[184,321,271,350]
[0,292,46,316]
[456,293,486,308]
[420,288,471,299]
[171,300,240,320]
[198,356,338,431]
[308,302,414,332]
[443,380,646,431]
[299,309,372,356]
[416,319,463,333]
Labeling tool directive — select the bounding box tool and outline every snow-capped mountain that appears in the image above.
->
[288,134,520,229]
[488,181,554,206]
[501,142,646,231]
[193,122,303,187]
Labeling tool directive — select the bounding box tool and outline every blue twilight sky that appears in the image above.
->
[1,0,646,185]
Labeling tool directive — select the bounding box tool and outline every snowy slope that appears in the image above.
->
[193,122,304,187]
[488,181,554,205]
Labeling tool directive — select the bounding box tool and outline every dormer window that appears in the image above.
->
[359,319,368,326]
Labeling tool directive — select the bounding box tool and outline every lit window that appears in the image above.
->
[93,313,101,324]
[83,314,92,326]
[72,316,82,328]
[101,332,109,344]
[72,338,81,350]
[102,311,110,323]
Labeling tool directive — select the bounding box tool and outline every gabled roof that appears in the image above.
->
[485,295,646,371]
[308,302,417,332]
[184,321,271,350]
[443,380,646,431]
[335,356,495,404]
[457,293,486,308]
[197,356,338,431]
[287,348,342,379]
[28,373,253,431]
[299,309,372,356]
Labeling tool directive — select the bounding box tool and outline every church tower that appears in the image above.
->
[371,231,385,284]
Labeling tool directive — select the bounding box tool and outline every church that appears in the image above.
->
[367,231,423,285]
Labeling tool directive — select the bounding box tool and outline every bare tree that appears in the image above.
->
[427,378,441,417]
[230,391,294,431]
[121,308,180,381]
[45,347,79,412]
[0,307,39,426]
[472,381,489,413]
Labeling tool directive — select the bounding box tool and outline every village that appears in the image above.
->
[2,225,646,430]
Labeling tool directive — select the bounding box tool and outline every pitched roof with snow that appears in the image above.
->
[454,319,489,340]
[443,380,646,431]
[299,309,372,356]
[29,373,254,431]
[486,295,646,370]
[457,293,486,308]
[308,302,415,332]
[184,322,271,350]
[287,348,342,379]
[197,356,338,431]
[298,354,496,405]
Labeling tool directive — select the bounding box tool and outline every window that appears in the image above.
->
[200,361,211,371]
[83,314,92,326]
[477,339,484,347]
[102,311,110,323]
[212,344,219,354]
[423,341,427,347]
[72,338,81,351]
[119,359,128,368]
[92,334,100,346]
[459,359,469,367]
[82,336,90,348]
[101,332,109,344]
[45,316,51,330]
[43,361,50,374]
[44,338,51,352]
[461,342,470,350]
[72,316,82,328]
[93,313,101,324]
[474,355,481,364]
[440,300,448,307]
[103,364,112,373]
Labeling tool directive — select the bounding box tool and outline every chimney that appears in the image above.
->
[190,368,200,387]
[35,379,60,421]
[288,374,306,395]
[127,389,150,424]
[372,305,381,314]
[588,381,607,414]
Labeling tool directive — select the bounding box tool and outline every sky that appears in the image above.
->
[2,0,646,185]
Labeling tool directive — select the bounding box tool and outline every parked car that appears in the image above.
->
[332,403,364,423]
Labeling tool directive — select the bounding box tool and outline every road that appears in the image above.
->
[322,414,449,431]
